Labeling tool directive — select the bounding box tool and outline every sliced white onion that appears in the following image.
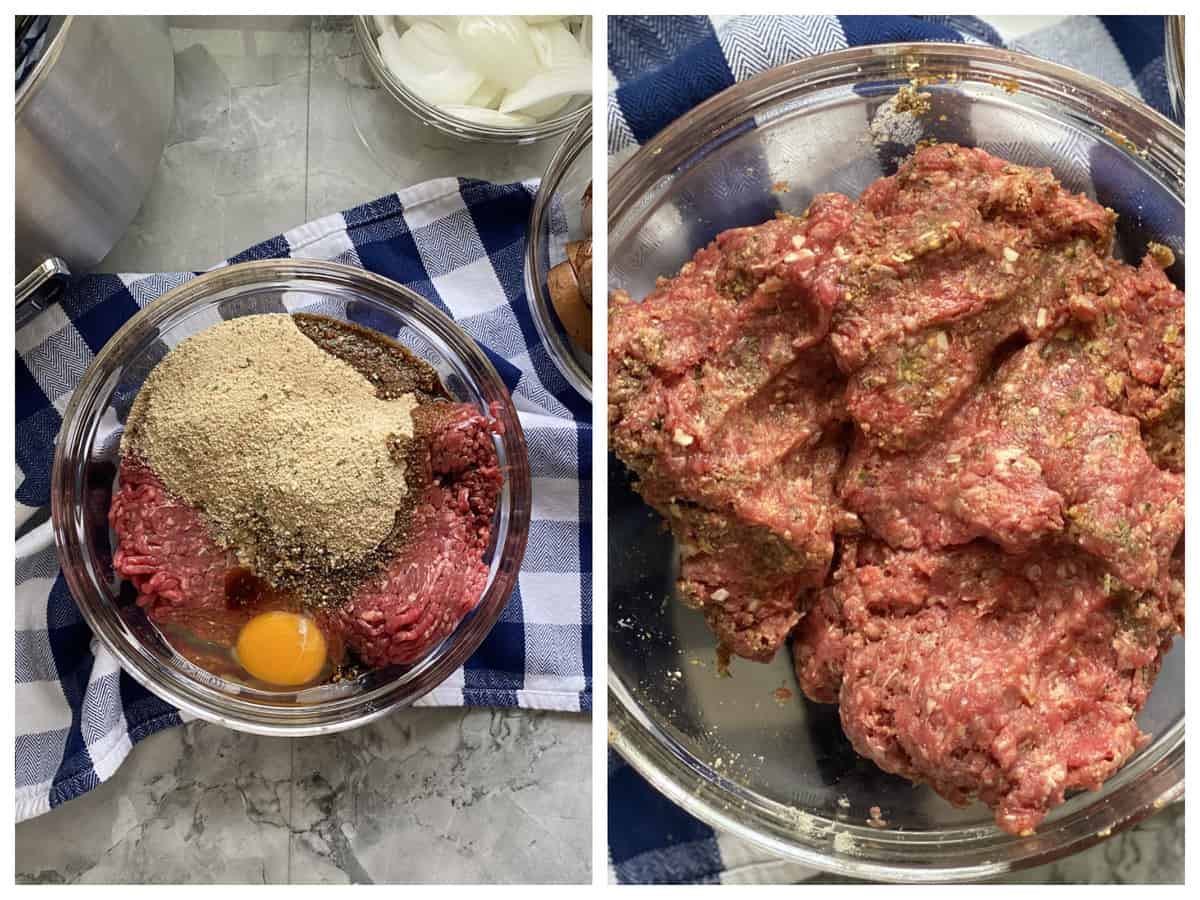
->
[438,105,537,128]
[530,21,587,69]
[519,94,573,120]
[465,80,505,110]
[374,13,591,129]
[379,28,482,106]
[401,21,460,70]
[455,16,540,91]
[499,62,591,114]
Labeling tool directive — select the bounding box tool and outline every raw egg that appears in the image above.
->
[235,611,327,686]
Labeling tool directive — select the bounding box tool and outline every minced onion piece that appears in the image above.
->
[372,14,591,128]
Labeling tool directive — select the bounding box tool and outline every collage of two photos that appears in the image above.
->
[10,9,1186,889]
[605,12,1184,885]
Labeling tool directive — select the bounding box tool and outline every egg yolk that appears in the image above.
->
[236,611,327,686]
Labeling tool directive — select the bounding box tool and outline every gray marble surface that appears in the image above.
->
[100,15,559,273]
[17,711,590,884]
[17,16,589,885]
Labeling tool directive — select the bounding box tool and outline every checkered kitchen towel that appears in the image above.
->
[607,14,1178,884]
[609,14,1180,170]
[15,177,592,822]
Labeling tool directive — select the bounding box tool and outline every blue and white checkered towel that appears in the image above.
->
[608,14,1179,172]
[16,177,592,823]
[607,14,1178,884]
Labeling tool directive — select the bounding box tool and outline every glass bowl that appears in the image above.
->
[525,115,593,400]
[608,42,1184,882]
[52,259,531,736]
[353,15,590,145]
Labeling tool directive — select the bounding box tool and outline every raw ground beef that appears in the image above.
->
[793,540,1179,835]
[110,401,500,669]
[608,143,1185,832]
[827,144,1117,452]
[841,320,1184,594]
[110,459,240,639]
[336,403,502,667]
[609,197,858,659]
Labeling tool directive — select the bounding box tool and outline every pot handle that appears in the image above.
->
[15,256,70,323]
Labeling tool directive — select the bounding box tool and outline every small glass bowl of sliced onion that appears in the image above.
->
[354,15,591,144]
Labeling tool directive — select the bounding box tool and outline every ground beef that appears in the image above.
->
[336,404,502,667]
[664,433,847,660]
[110,459,236,621]
[609,202,857,658]
[110,402,500,669]
[608,142,1185,833]
[793,540,1179,835]
[826,145,1117,451]
[842,300,1184,594]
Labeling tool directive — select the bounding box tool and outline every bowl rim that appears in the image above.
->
[525,113,593,400]
[51,258,532,736]
[606,41,1185,881]
[352,15,591,146]
[610,41,1185,230]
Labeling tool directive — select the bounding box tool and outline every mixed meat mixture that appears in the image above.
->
[608,144,1184,834]
[110,313,502,685]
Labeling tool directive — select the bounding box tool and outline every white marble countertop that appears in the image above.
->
[15,16,588,885]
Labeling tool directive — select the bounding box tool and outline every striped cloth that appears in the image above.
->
[15,15,53,90]
[607,14,1178,884]
[16,177,592,822]
[608,14,1179,171]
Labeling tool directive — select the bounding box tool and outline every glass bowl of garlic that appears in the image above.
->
[354,15,591,144]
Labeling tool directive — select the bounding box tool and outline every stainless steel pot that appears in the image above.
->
[15,16,175,299]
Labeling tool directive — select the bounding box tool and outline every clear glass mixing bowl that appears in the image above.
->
[52,259,531,736]
[353,16,590,145]
[525,115,593,400]
[608,42,1184,882]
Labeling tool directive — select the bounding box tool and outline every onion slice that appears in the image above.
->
[530,21,588,69]
[455,16,540,91]
[499,63,591,114]
[438,105,537,128]
[379,28,483,106]
[465,80,505,110]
